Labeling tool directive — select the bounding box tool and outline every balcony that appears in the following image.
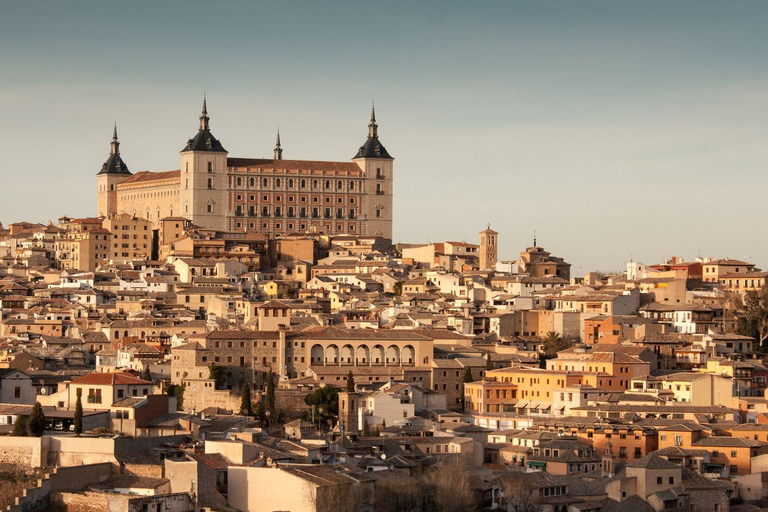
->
[376,190,385,195]
[87,395,102,404]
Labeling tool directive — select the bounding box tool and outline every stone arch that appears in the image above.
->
[341,345,354,364]
[386,345,401,365]
[402,345,415,364]
[372,345,385,364]
[325,344,339,365]
[311,344,324,364]
[355,345,370,365]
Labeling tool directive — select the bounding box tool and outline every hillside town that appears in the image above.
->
[0,213,766,512]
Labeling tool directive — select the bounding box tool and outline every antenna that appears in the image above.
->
[533,230,537,247]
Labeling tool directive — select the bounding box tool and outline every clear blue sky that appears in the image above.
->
[1,1,767,272]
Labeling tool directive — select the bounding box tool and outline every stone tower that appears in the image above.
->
[479,225,499,270]
[179,97,229,231]
[353,103,394,239]
[337,390,362,433]
[96,124,132,218]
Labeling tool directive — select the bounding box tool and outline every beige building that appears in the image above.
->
[55,227,112,272]
[102,213,153,261]
[97,100,394,239]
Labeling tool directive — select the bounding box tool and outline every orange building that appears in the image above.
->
[463,379,518,414]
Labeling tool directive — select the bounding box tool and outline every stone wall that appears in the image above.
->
[51,491,109,512]
[0,436,47,468]
[6,462,114,512]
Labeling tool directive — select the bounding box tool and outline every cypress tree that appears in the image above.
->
[346,371,355,392]
[240,383,253,416]
[142,365,151,382]
[265,369,276,419]
[27,402,45,437]
[174,383,185,411]
[485,352,494,370]
[74,395,83,435]
[12,415,26,437]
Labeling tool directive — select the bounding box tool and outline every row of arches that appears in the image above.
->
[310,344,415,366]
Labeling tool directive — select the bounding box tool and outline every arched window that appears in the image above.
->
[236,177,242,186]
[324,180,330,189]
[262,178,269,187]
[313,179,319,189]
[349,181,355,190]
[275,179,281,187]
[288,179,294,188]
[249,178,255,186]
[300,179,306,189]
[337,180,343,190]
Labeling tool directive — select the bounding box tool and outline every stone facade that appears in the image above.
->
[97,101,394,238]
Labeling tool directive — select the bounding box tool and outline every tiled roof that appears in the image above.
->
[72,371,152,386]
[119,170,180,184]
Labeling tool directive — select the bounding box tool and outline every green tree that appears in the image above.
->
[485,352,494,370]
[253,401,267,423]
[12,416,26,437]
[541,331,566,358]
[304,385,339,427]
[393,281,404,296]
[346,371,355,392]
[209,365,228,390]
[74,395,83,435]
[265,369,276,419]
[141,365,151,382]
[240,383,253,416]
[27,402,45,437]
[461,367,474,409]
[362,419,371,437]
[174,383,185,411]
[738,287,768,349]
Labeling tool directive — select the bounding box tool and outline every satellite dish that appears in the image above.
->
[380,454,387,460]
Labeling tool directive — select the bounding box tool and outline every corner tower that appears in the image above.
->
[179,97,228,231]
[353,103,394,238]
[96,124,132,218]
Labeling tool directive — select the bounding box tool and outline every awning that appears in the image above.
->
[516,401,529,408]
[541,404,552,410]
[556,406,566,411]
[527,461,546,468]
[529,403,540,410]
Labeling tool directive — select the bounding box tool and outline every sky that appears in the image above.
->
[1,1,768,273]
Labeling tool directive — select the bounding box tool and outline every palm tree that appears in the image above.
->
[542,331,565,358]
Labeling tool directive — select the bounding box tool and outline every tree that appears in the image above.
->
[209,365,228,390]
[738,287,768,350]
[74,395,83,435]
[11,416,26,437]
[27,402,45,437]
[424,459,477,512]
[461,367,474,410]
[541,331,567,358]
[505,475,541,512]
[265,368,276,419]
[174,383,185,411]
[393,281,404,296]
[346,371,355,392]
[304,480,364,512]
[304,385,339,428]
[240,383,253,416]
[485,352,494,370]
[141,365,151,382]
[362,418,371,437]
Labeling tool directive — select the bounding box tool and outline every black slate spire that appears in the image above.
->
[181,95,227,153]
[98,123,131,175]
[354,102,392,160]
